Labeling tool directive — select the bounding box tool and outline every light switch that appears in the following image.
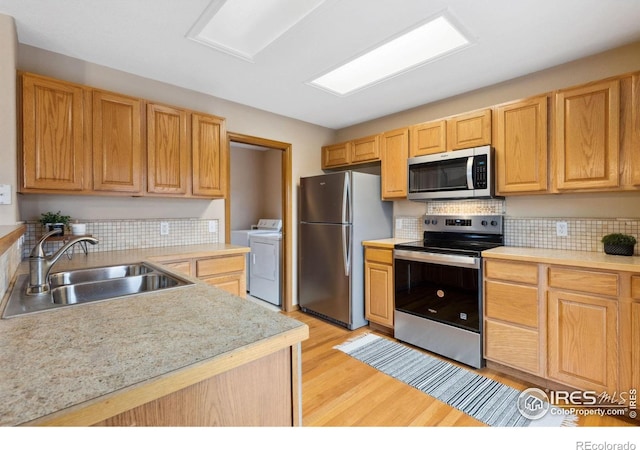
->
[0,184,11,205]
[208,220,218,233]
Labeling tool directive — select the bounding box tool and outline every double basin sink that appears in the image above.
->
[3,262,194,318]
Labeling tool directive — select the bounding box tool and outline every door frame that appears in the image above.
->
[226,132,293,312]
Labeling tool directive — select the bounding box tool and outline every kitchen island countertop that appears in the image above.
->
[0,244,307,426]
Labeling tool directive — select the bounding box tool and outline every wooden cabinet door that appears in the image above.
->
[364,248,394,328]
[554,79,620,190]
[192,113,226,197]
[21,73,86,191]
[547,290,618,393]
[147,103,189,194]
[381,127,409,199]
[92,90,143,193]
[351,134,380,163]
[410,120,446,157]
[321,142,351,169]
[494,96,548,194]
[446,109,491,150]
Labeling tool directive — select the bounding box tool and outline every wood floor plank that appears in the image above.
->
[286,310,635,427]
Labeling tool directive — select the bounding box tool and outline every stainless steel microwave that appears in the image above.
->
[407,145,497,200]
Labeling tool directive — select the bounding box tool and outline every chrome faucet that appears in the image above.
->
[27,229,99,295]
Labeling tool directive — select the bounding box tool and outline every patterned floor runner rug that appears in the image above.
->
[334,333,578,427]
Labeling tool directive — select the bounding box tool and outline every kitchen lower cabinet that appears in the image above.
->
[154,250,247,298]
[364,246,394,329]
[483,259,542,375]
[547,290,618,394]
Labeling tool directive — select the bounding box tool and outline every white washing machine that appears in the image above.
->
[230,219,282,292]
[249,232,282,306]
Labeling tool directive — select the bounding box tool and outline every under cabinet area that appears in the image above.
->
[18,72,228,199]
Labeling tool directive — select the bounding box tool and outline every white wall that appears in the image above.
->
[0,14,17,225]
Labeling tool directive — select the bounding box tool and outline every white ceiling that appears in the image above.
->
[1,0,640,129]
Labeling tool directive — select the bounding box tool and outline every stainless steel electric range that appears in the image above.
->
[393,214,504,369]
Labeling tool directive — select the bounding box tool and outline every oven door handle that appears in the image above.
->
[394,249,480,269]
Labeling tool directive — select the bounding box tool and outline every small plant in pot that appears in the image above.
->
[601,233,637,256]
[39,211,71,236]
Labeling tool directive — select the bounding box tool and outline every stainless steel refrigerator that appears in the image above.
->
[298,171,393,330]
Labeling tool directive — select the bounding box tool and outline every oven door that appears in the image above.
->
[393,249,481,332]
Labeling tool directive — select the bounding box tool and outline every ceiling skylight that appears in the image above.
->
[187,0,325,62]
[309,15,472,95]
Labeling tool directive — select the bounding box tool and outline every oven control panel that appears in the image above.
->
[423,215,503,234]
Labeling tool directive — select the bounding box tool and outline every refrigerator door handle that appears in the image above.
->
[342,225,351,277]
[342,172,350,224]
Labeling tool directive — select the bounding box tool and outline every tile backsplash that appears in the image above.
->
[394,199,639,255]
[0,237,23,300]
[22,218,219,258]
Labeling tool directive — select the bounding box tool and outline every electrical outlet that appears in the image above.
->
[208,220,218,233]
[0,184,11,205]
[160,222,169,235]
[556,221,568,237]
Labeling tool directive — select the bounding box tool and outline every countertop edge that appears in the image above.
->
[482,247,640,272]
[0,225,26,256]
[25,323,309,426]
[362,238,416,248]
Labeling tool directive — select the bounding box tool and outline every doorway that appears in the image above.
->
[226,132,293,312]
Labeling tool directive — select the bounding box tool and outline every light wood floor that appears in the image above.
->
[285,310,636,427]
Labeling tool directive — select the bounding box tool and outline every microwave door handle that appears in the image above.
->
[466,156,474,189]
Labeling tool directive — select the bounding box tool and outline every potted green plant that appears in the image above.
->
[39,210,71,236]
[601,233,637,256]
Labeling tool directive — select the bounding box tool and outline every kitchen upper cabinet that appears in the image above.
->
[192,113,227,198]
[554,79,620,190]
[92,90,143,193]
[147,103,190,195]
[409,120,446,157]
[321,141,351,169]
[351,134,380,164]
[20,73,87,192]
[493,95,549,194]
[446,109,492,151]
[364,246,394,329]
[381,127,409,199]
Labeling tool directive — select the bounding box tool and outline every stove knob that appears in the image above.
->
[481,220,488,226]
[424,218,430,225]
[491,220,498,226]
[431,219,438,225]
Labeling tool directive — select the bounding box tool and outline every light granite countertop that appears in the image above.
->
[0,244,307,426]
[482,246,640,272]
[361,237,417,248]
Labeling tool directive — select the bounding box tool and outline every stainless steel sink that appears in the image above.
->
[2,262,194,318]
[49,263,153,289]
[51,273,183,305]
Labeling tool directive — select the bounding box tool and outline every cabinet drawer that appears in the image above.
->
[548,267,618,297]
[485,319,540,375]
[485,280,538,328]
[365,247,393,265]
[197,255,245,277]
[162,260,193,277]
[484,259,538,284]
[632,275,640,299]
